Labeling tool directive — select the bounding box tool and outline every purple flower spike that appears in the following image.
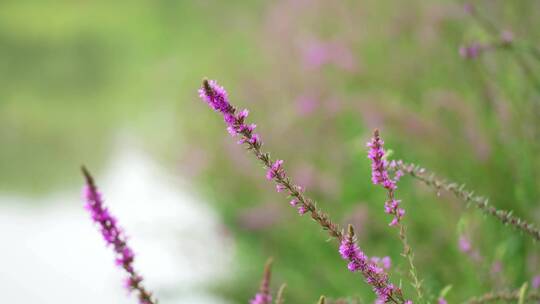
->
[81,167,157,304]
[250,258,273,304]
[368,130,405,226]
[367,129,395,190]
[339,225,405,304]
[200,79,262,147]
[198,79,232,114]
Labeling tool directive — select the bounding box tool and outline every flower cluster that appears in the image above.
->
[251,293,272,304]
[367,130,404,226]
[81,167,156,304]
[290,198,308,215]
[267,160,285,180]
[250,259,274,304]
[199,79,261,146]
[339,225,402,304]
[367,129,395,190]
[384,200,405,226]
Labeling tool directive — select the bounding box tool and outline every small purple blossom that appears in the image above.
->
[267,160,285,180]
[371,256,392,270]
[81,167,156,304]
[437,298,447,304]
[463,3,475,14]
[458,236,472,253]
[532,275,540,289]
[297,204,308,215]
[459,43,482,59]
[250,293,272,304]
[500,30,514,45]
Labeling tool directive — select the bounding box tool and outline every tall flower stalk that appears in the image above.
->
[199,79,407,303]
[81,167,157,304]
[367,130,424,303]
[251,258,274,304]
[394,161,540,242]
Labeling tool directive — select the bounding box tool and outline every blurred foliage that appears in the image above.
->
[2,0,540,303]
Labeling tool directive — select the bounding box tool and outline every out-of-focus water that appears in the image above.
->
[0,140,233,303]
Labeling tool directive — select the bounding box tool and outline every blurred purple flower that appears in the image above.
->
[302,39,358,72]
[238,203,284,231]
[250,259,273,304]
[296,94,319,116]
[501,30,514,45]
[81,167,156,304]
[532,275,540,289]
[458,235,482,261]
[458,236,471,253]
[463,3,475,14]
[459,43,482,59]
[303,40,330,69]
[371,256,392,270]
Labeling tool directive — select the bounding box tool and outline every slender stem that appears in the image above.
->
[465,290,540,303]
[275,284,287,304]
[387,180,424,302]
[395,162,540,242]
[468,6,540,93]
[397,223,423,302]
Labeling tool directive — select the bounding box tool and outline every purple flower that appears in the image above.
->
[368,130,404,226]
[371,256,392,270]
[198,79,232,113]
[199,79,261,146]
[81,167,157,304]
[463,3,475,14]
[532,275,540,289]
[438,298,447,304]
[458,236,471,253]
[297,204,308,215]
[367,130,395,190]
[267,160,285,180]
[250,259,273,304]
[459,43,482,59]
[339,225,404,304]
[250,293,272,304]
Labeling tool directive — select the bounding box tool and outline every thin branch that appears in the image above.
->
[395,161,540,241]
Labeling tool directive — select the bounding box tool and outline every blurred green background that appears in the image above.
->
[2,0,540,303]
